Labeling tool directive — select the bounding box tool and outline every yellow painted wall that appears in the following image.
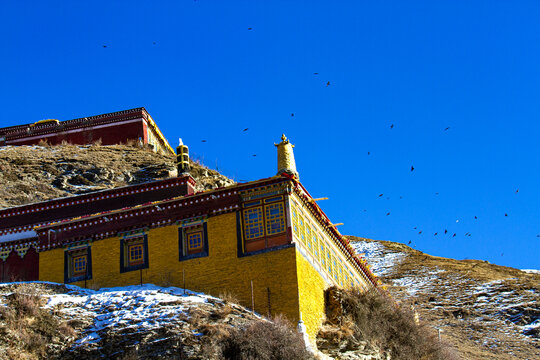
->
[296,249,327,341]
[38,212,301,327]
[176,213,300,324]
[38,247,64,283]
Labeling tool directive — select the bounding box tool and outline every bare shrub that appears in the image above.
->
[215,316,312,360]
[91,138,103,147]
[9,283,42,317]
[219,290,240,305]
[0,283,75,359]
[209,304,233,321]
[37,139,50,147]
[327,287,458,360]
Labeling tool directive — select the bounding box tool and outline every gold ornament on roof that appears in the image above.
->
[275,134,299,179]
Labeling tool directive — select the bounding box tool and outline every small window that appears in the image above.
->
[179,223,208,261]
[120,235,149,273]
[64,246,92,283]
[243,207,264,240]
[265,202,285,236]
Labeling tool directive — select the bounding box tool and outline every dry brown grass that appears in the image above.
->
[323,286,458,360]
[212,316,312,360]
[0,144,235,209]
[0,283,75,359]
[218,290,240,305]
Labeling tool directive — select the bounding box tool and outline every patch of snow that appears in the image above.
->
[521,318,540,333]
[351,240,405,277]
[521,269,540,274]
[391,269,445,296]
[43,283,216,349]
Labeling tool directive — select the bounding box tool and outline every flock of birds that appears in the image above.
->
[101,29,539,249]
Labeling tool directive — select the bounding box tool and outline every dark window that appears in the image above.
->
[179,222,208,261]
[120,235,149,273]
[64,246,92,283]
[238,195,290,255]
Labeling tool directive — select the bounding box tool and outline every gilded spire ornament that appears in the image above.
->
[275,134,299,179]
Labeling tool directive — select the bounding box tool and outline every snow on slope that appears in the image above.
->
[352,240,404,277]
[42,284,214,347]
[350,238,540,359]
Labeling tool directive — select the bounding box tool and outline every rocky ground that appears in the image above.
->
[0,144,235,209]
[350,236,540,360]
[0,283,270,359]
[0,282,389,360]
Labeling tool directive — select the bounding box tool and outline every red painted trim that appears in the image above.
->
[0,175,194,225]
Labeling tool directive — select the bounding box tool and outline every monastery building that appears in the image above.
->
[0,111,378,339]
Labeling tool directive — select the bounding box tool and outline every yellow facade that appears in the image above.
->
[38,188,376,340]
[39,212,301,326]
[296,249,327,341]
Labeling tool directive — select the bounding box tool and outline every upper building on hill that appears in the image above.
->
[0,134,378,340]
[0,108,174,155]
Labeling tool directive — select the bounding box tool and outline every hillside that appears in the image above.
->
[350,236,540,360]
[0,144,538,359]
[0,144,234,209]
[0,282,318,360]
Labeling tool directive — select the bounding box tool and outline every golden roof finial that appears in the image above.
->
[275,134,298,179]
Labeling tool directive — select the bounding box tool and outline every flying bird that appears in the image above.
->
[434,232,438,236]
[201,140,207,142]
[410,165,415,172]
[418,231,422,234]
[452,233,456,237]
[378,194,383,197]
[102,45,107,48]
[326,81,330,86]
[408,240,411,245]
[243,128,249,132]
[515,188,519,193]
[313,72,319,75]
[444,127,450,131]
[474,216,478,219]
[367,151,370,155]
[413,227,417,229]
[252,154,257,157]
[247,27,253,30]
[153,42,156,45]
[505,213,508,217]
[386,212,390,216]
[291,113,294,117]
[390,124,394,129]
[444,229,448,234]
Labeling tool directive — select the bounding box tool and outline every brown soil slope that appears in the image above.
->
[349,236,540,360]
[0,144,234,209]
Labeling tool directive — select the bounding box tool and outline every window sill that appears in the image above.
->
[179,251,209,262]
[239,243,295,258]
[120,263,149,273]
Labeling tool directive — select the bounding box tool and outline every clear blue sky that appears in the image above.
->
[1,1,539,269]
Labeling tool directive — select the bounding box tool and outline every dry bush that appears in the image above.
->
[332,287,458,360]
[209,304,233,321]
[214,316,312,360]
[218,290,240,305]
[37,139,50,147]
[186,308,207,328]
[91,138,103,147]
[0,283,75,358]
